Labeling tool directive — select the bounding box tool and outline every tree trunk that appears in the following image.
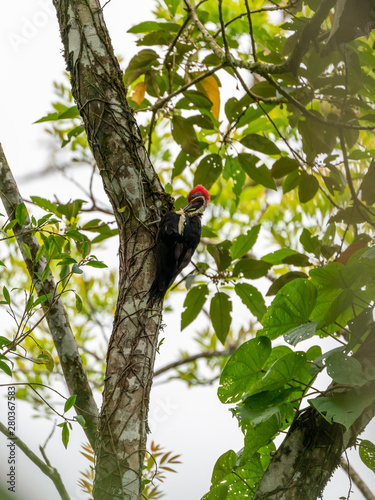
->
[52,1,171,498]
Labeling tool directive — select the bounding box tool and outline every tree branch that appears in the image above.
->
[0,420,70,500]
[154,349,233,377]
[340,456,375,500]
[0,144,98,448]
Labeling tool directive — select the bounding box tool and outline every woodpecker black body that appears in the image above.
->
[149,185,210,302]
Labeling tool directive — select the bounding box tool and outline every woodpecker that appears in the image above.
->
[149,185,210,302]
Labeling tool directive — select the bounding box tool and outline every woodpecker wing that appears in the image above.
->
[149,212,201,299]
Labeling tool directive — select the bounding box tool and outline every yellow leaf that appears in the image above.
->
[198,76,220,120]
[132,81,147,105]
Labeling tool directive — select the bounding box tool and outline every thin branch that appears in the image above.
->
[244,0,257,62]
[340,456,375,500]
[184,0,225,60]
[162,14,191,70]
[218,0,230,60]
[0,420,70,500]
[154,348,233,377]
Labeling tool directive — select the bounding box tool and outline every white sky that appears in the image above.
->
[0,1,374,499]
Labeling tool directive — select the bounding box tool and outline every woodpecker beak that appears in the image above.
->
[184,194,207,214]
[183,200,198,212]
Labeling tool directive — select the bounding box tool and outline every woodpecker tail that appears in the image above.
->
[147,278,166,306]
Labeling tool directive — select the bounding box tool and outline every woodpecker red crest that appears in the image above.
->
[148,186,210,302]
[188,185,210,202]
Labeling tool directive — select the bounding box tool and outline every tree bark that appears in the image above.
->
[52,1,170,498]
[0,145,99,447]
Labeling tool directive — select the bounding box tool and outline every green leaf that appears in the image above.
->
[40,263,50,282]
[298,173,320,203]
[262,249,301,265]
[0,360,12,377]
[86,260,108,269]
[218,336,272,404]
[240,133,280,155]
[325,352,365,386]
[62,125,85,147]
[124,49,159,84]
[58,105,79,120]
[284,322,319,346]
[57,257,77,266]
[309,386,375,429]
[210,293,232,345]
[37,350,54,372]
[241,414,282,462]
[238,154,277,190]
[237,388,298,427]
[179,90,213,110]
[128,21,181,34]
[15,202,28,227]
[300,228,321,257]
[64,395,77,413]
[172,115,200,157]
[66,229,85,242]
[231,225,260,260]
[0,337,11,348]
[318,288,354,328]
[260,279,317,340]
[61,422,70,449]
[266,272,309,296]
[359,440,375,473]
[233,259,272,279]
[201,226,217,238]
[72,263,83,275]
[283,170,301,193]
[75,415,86,428]
[75,294,83,313]
[194,154,223,190]
[34,111,60,124]
[35,105,79,123]
[207,242,232,271]
[3,286,10,305]
[30,196,61,218]
[235,283,266,322]
[282,252,310,267]
[57,199,85,221]
[360,245,375,261]
[271,157,299,178]
[181,285,209,330]
[361,160,375,205]
[211,450,237,485]
[254,352,307,395]
[32,294,51,308]
[21,243,32,261]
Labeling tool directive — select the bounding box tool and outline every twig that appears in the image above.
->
[154,348,233,377]
[244,0,257,62]
[218,0,230,60]
[0,420,71,500]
